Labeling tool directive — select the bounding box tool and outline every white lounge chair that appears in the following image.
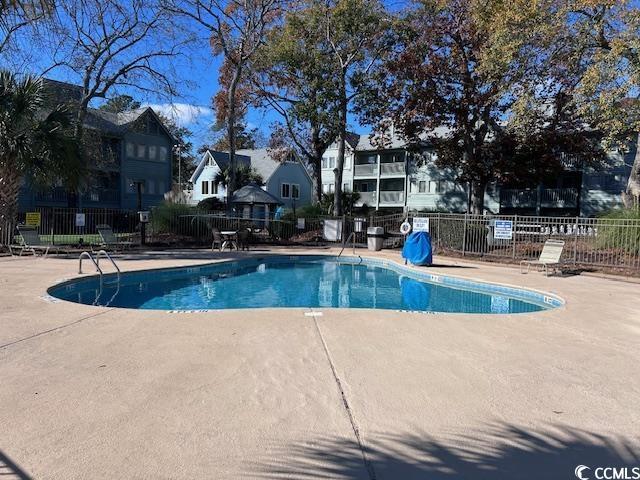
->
[96,224,133,251]
[10,225,56,257]
[520,239,565,276]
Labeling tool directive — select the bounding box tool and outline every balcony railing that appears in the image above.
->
[380,162,405,176]
[81,189,120,204]
[540,188,578,207]
[354,163,377,176]
[355,191,376,206]
[500,188,578,209]
[35,187,68,203]
[379,191,405,204]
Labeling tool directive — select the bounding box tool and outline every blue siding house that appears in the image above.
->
[18,80,174,212]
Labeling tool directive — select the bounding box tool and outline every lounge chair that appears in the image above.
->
[520,239,565,276]
[237,228,250,251]
[10,225,56,257]
[96,224,133,251]
[211,228,223,251]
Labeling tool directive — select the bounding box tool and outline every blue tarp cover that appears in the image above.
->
[402,231,433,266]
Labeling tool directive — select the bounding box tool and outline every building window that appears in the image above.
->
[211,181,218,194]
[159,146,168,162]
[419,181,426,193]
[202,181,209,195]
[281,183,291,198]
[429,180,443,193]
[148,145,157,161]
[322,184,330,193]
[291,184,300,199]
[343,183,350,192]
[329,157,335,169]
[126,142,134,158]
[322,157,328,169]
[147,180,155,195]
[329,183,335,193]
[158,181,166,194]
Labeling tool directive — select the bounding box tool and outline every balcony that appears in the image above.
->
[379,191,405,204]
[354,163,377,177]
[355,191,376,206]
[500,188,578,209]
[380,162,405,176]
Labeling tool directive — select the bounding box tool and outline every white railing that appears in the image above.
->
[500,188,578,208]
[354,164,377,176]
[379,191,405,204]
[380,162,405,176]
[356,191,377,206]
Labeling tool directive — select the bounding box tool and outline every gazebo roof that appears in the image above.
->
[231,183,283,205]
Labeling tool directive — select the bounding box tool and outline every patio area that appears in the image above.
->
[1,247,639,479]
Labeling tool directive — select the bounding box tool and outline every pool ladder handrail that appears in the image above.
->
[79,250,120,279]
[79,251,102,276]
[95,250,121,280]
[338,231,357,258]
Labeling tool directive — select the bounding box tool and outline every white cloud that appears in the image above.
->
[145,102,213,127]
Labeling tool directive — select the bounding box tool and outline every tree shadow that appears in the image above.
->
[0,450,32,480]
[250,422,640,480]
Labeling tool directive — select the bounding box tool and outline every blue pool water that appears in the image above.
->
[48,256,561,313]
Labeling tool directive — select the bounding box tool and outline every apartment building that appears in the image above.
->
[321,133,635,216]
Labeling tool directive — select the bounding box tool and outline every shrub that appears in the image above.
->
[197,197,225,211]
[150,201,196,234]
[597,208,640,253]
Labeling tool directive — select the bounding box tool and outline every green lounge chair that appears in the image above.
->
[96,224,134,251]
[520,239,565,276]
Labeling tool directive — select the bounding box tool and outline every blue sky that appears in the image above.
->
[1,1,392,150]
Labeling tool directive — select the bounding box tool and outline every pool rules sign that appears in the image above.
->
[494,220,513,240]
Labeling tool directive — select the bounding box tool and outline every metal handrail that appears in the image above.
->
[79,251,102,275]
[338,231,357,258]
[95,249,121,280]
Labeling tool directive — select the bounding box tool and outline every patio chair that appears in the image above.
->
[520,239,565,276]
[211,228,223,251]
[10,225,56,257]
[237,228,250,251]
[96,224,133,251]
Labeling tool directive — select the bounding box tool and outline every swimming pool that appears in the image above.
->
[47,256,562,313]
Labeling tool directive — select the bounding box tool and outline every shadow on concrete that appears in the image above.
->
[0,450,32,480]
[250,422,640,480]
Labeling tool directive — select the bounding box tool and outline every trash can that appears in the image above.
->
[367,226,384,251]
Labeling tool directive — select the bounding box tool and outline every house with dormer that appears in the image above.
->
[189,148,313,209]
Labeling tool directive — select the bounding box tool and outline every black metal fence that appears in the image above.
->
[2,206,639,272]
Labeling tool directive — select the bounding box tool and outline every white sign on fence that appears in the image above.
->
[75,213,86,227]
[297,218,305,230]
[413,217,430,232]
[494,220,513,240]
[323,219,343,242]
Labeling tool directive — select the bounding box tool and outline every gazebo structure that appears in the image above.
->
[231,183,283,223]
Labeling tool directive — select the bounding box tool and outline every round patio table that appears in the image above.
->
[220,231,238,251]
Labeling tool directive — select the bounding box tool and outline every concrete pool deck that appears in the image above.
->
[1,247,639,479]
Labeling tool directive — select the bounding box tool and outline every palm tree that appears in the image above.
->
[214,165,264,190]
[0,71,80,228]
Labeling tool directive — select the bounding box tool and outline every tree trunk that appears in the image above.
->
[622,133,640,209]
[470,180,486,215]
[226,65,243,210]
[333,69,348,216]
[310,124,323,203]
[0,161,21,230]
